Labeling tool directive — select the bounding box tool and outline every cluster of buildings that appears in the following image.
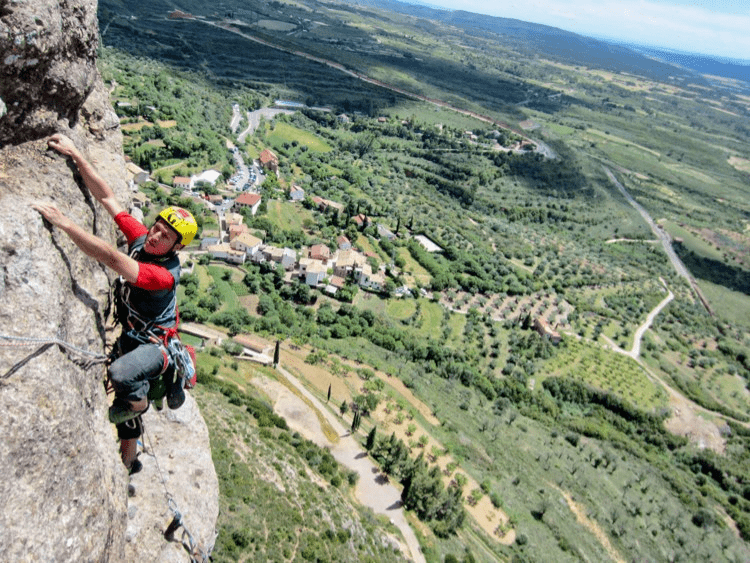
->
[201,213,387,294]
[121,143,436,298]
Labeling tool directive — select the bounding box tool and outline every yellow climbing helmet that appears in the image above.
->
[158,206,198,246]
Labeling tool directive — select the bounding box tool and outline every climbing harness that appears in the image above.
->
[115,271,196,389]
[141,422,215,562]
[0,333,108,379]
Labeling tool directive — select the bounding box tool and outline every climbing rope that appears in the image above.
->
[141,420,215,562]
[0,333,109,379]
[0,333,109,359]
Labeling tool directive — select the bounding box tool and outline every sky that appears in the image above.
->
[409,0,750,61]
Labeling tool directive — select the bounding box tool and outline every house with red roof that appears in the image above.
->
[234,192,262,215]
[259,149,278,173]
[309,244,331,262]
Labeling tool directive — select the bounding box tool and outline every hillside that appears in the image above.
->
[96,0,750,561]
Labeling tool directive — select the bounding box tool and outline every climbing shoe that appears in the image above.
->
[166,375,185,410]
[127,458,143,476]
[109,398,148,425]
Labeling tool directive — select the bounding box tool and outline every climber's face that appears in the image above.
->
[144,219,182,255]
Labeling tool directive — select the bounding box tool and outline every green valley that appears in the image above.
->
[97,0,750,561]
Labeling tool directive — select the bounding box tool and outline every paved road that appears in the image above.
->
[603,167,690,280]
[269,365,426,563]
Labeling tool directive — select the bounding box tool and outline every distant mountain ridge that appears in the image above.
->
[344,0,748,88]
[621,44,750,85]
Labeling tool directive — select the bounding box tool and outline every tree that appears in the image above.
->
[356,132,377,158]
[366,426,377,451]
[382,279,396,298]
[273,340,280,367]
[351,409,362,432]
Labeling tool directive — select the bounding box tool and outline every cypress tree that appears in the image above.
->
[366,426,377,451]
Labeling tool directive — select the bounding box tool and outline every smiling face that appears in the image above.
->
[144,219,182,255]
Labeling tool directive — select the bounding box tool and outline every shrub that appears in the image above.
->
[565,433,580,447]
[490,492,502,508]
[231,528,251,549]
[691,508,714,529]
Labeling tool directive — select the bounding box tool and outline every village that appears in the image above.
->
[117,99,574,367]
[124,140,428,296]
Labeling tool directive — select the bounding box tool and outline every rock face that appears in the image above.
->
[0,1,218,561]
[0,0,100,146]
[124,398,219,563]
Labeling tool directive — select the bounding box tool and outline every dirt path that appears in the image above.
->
[628,281,673,358]
[600,279,673,361]
[594,280,726,452]
[278,345,515,544]
[551,484,626,563]
[252,367,426,563]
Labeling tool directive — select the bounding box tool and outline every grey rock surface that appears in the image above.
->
[124,396,219,562]
[0,124,129,563]
[0,0,100,146]
[0,0,218,560]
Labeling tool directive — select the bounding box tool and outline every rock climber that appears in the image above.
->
[33,133,197,474]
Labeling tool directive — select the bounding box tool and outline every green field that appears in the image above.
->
[265,199,314,232]
[397,247,432,285]
[385,298,417,321]
[696,280,750,326]
[266,122,332,152]
[413,300,445,337]
[541,339,668,412]
[207,265,242,312]
[661,220,725,262]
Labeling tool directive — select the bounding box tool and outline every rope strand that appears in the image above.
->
[2,333,213,560]
[142,420,214,562]
[0,333,108,361]
[0,334,108,379]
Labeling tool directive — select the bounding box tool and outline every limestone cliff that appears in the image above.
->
[0,1,218,560]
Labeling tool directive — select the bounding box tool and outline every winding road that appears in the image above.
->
[253,366,426,563]
[602,278,674,360]
[604,167,691,281]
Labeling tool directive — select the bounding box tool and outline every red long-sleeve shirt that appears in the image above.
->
[114,212,175,291]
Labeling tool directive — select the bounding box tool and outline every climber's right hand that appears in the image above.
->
[47,134,78,158]
[32,202,73,231]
